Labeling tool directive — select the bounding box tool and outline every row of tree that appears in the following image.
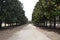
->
[32,0,60,28]
[0,0,28,28]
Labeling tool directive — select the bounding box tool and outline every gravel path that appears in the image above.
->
[37,26,60,40]
[0,24,51,40]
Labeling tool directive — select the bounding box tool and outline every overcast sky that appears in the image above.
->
[19,0,38,21]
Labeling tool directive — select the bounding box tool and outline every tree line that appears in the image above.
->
[0,0,28,28]
[32,0,60,28]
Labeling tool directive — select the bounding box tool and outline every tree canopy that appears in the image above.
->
[0,0,28,27]
[32,0,60,28]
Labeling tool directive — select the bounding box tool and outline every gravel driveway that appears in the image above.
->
[0,24,51,40]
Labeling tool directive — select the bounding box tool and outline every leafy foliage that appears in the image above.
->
[32,0,60,28]
[0,0,28,27]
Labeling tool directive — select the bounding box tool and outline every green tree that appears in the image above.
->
[32,0,60,28]
[0,0,28,27]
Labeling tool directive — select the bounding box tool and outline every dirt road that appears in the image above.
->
[0,24,51,40]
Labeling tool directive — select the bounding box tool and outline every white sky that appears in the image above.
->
[19,0,38,21]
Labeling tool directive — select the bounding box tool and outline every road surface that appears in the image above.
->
[0,24,51,40]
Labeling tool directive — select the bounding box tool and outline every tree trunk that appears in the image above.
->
[11,23,13,26]
[8,24,10,26]
[59,16,60,23]
[0,21,2,28]
[10,24,11,26]
[5,23,6,27]
[16,23,17,26]
[44,22,45,27]
[50,20,52,28]
[54,17,56,28]
[46,20,47,27]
